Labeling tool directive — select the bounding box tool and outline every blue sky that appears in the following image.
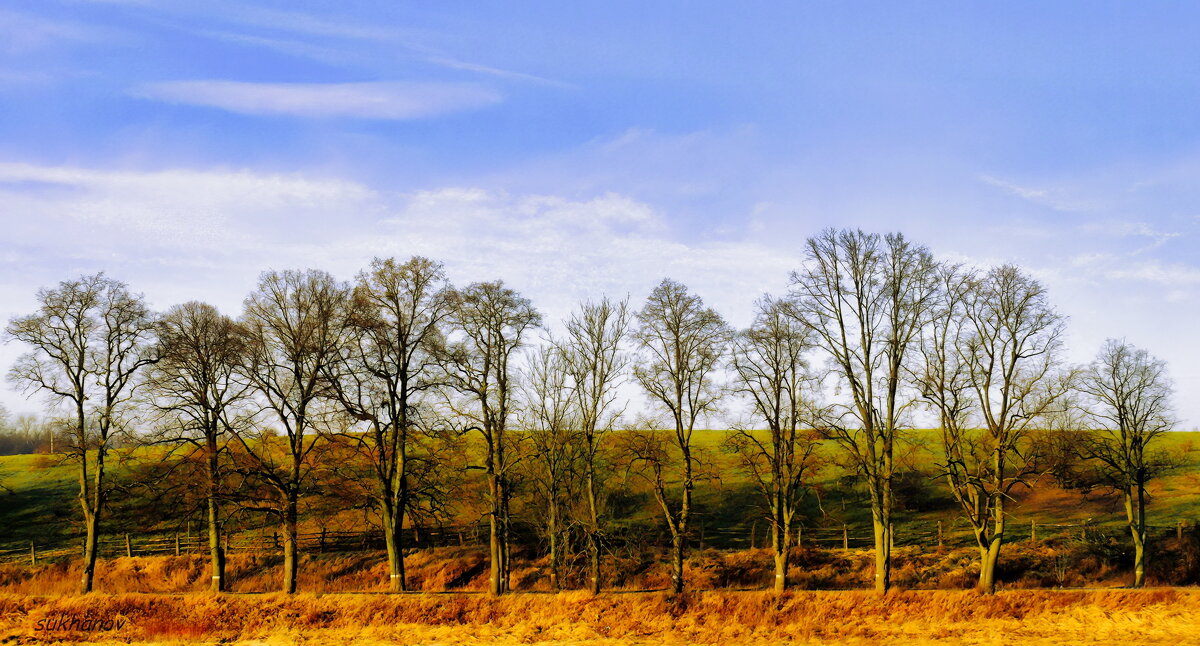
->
[1,1,1198,428]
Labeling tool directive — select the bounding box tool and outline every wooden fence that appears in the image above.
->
[1,519,1193,566]
[0,525,482,565]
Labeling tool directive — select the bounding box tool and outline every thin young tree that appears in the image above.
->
[234,269,349,594]
[1078,339,1174,588]
[6,274,156,593]
[441,281,542,595]
[148,301,250,592]
[954,265,1069,593]
[727,295,820,592]
[520,343,580,591]
[560,297,630,594]
[632,278,730,594]
[789,229,937,593]
[326,257,452,592]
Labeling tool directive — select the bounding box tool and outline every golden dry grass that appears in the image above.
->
[0,588,1197,645]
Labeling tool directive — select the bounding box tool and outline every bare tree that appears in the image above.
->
[727,295,821,592]
[1078,339,1174,588]
[938,264,1068,593]
[325,257,452,592]
[789,229,937,593]
[6,274,156,593]
[441,281,542,595]
[234,269,349,594]
[918,264,1009,590]
[520,343,580,591]
[147,301,250,592]
[632,278,729,594]
[559,297,630,594]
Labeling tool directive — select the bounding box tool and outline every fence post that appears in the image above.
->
[750,521,757,550]
[30,541,36,566]
[1178,521,1185,541]
[125,533,132,558]
[842,524,849,550]
[174,533,181,557]
[937,521,943,548]
[888,523,895,551]
[319,527,326,553]
[796,525,803,548]
[1031,521,1037,542]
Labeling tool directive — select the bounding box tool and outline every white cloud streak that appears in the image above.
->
[132,80,502,119]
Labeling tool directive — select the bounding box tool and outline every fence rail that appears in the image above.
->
[2,519,1194,565]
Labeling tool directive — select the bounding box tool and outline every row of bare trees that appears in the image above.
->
[4,229,1176,595]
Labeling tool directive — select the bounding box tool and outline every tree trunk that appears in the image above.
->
[488,470,504,596]
[389,417,410,593]
[978,451,1006,594]
[670,531,685,594]
[772,499,790,593]
[382,501,407,592]
[80,509,99,594]
[207,494,225,593]
[979,540,1001,593]
[1127,484,1147,588]
[586,459,602,595]
[282,494,299,594]
[548,496,561,591]
[206,434,225,593]
[501,478,512,593]
[875,437,894,594]
[670,449,692,595]
[871,514,891,593]
[79,422,104,595]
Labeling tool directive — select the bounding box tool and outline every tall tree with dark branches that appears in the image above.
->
[148,301,250,592]
[953,264,1069,593]
[327,256,453,592]
[6,273,156,593]
[442,281,542,595]
[1079,339,1174,588]
[727,295,820,592]
[789,229,937,593]
[559,296,630,594]
[235,269,349,594]
[632,278,730,594]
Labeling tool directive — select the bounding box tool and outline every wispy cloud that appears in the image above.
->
[0,69,52,85]
[216,6,401,42]
[131,80,502,119]
[196,30,363,67]
[0,9,108,54]
[425,57,574,89]
[978,174,1100,213]
[1079,220,1181,252]
[1106,260,1200,287]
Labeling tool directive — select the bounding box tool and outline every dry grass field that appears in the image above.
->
[0,588,1197,645]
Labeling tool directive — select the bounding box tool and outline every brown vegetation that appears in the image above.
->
[0,587,1197,645]
[3,534,1198,597]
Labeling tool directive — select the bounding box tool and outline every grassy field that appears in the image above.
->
[2,429,1199,556]
[2,433,1199,644]
[0,588,1196,645]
